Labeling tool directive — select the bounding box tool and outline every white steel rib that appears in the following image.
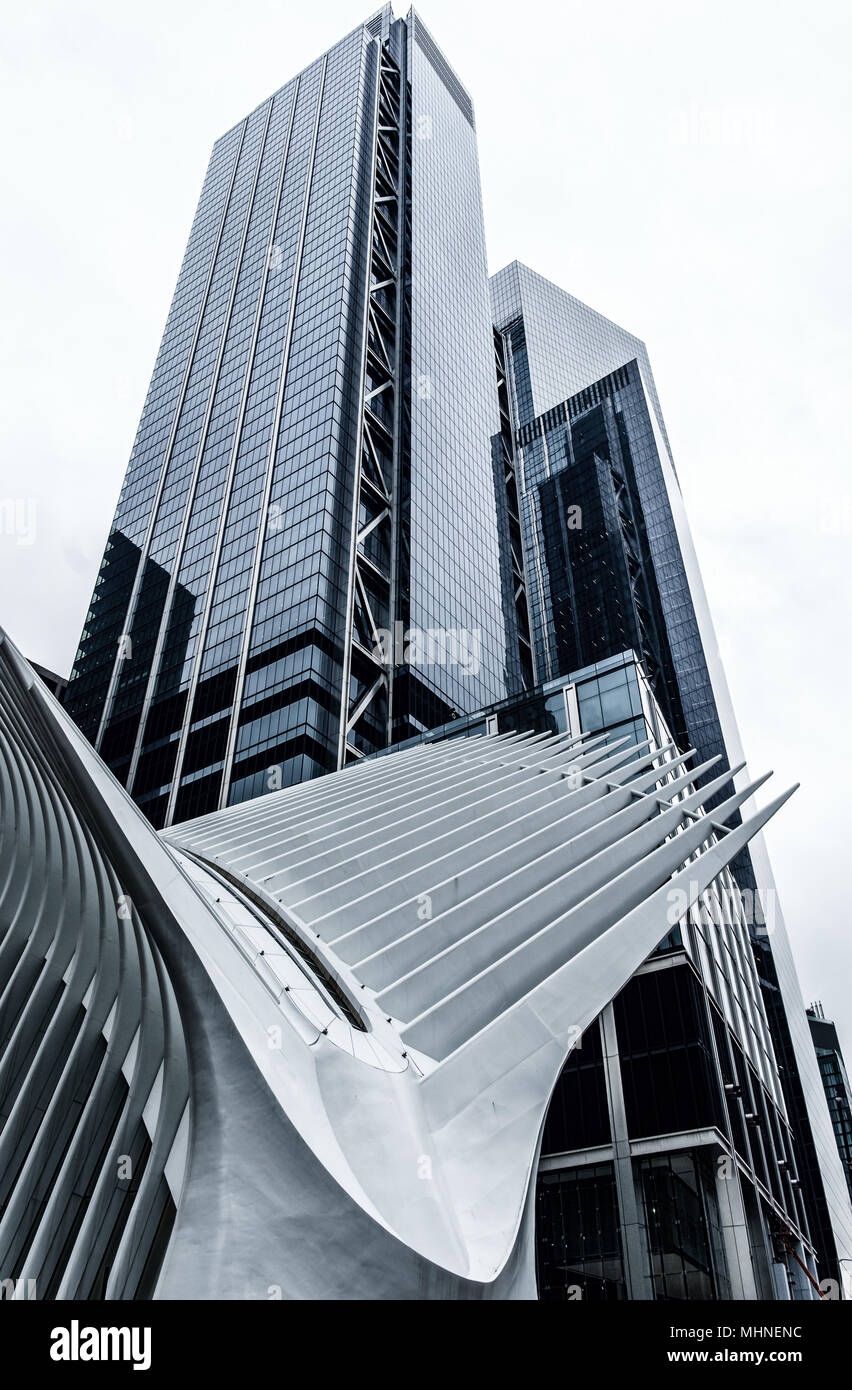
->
[0,626,795,1299]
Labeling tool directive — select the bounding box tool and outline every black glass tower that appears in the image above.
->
[490,260,852,1295]
[63,5,508,826]
[808,1004,852,1206]
[490,261,731,775]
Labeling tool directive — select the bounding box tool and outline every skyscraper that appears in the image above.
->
[490,261,729,772]
[63,4,508,825]
[808,1003,852,1206]
[489,261,852,1294]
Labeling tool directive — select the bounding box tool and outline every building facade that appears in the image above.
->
[808,1004,852,1207]
[381,651,823,1299]
[489,262,852,1295]
[63,5,508,826]
[490,261,730,773]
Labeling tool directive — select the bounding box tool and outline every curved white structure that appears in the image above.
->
[0,627,794,1299]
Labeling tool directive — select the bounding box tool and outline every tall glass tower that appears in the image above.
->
[63,5,508,825]
[490,260,728,770]
[490,260,852,1295]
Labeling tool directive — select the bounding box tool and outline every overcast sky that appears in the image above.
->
[1,0,850,1042]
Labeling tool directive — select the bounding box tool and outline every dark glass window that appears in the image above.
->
[542,1018,610,1153]
[614,966,723,1138]
[536,1164,625,1301]
[639,1150,730,1300]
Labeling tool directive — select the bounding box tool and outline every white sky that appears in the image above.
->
[1,0,850,1043]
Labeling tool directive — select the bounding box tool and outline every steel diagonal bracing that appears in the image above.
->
[339,42,405,764]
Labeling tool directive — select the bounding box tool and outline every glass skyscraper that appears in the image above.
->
[63,4,507,825]
[489,260,852,1295]
[490,261,728,772]
[808,1004,852,1207]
